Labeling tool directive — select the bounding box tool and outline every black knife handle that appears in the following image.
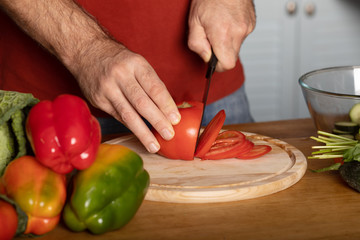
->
[206,51,218,79]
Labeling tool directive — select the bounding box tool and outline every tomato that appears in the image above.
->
[0,200,18,240]
[153,104,272,161]
[0,181,5,195]
[334,157,344,165]
[194,110,226,158]
[201,130,254,160]
[153,101,203,160]
[237,145,272,159]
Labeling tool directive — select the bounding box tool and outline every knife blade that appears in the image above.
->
[203,51,218,107]
[196,50,218,148]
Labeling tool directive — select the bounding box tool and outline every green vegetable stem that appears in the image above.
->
[310,130,360,192]
[309,131,358,159]
[309,131,360,172]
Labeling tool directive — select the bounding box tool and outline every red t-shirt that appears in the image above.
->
[0,0,244,117]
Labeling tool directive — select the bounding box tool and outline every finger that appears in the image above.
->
[188,20,212,62]
[209,23,246,72]
[135,65,181,126]
[91,81,163,153]
[119,66,177,142]
[112,100,161,154]
[105,89,162,153]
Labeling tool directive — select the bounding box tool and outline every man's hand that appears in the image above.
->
[75,41,181,153]
[188,0,256,71]
[0,0,181,153]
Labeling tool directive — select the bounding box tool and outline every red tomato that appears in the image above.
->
[0,200,18,240]
[201,130,254,160]
[153,105,272,161]
[237,145,272,159]
[0,181,5,195]
[194,110,226,158]
[153,101,203,160]
[334,158,344,165]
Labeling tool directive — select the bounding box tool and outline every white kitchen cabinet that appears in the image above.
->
[240,0,360,122]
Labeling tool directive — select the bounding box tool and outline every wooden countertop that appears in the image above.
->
[32,118,360,240]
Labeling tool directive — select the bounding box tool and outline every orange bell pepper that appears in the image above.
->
[1,156,67,235]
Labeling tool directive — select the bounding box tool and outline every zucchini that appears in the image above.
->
[334,121,359,134]
[349,103,360,125]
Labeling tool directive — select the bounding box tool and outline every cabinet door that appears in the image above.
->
[240,0,299,122]
[297,0,360,117]
[241,0,360,122]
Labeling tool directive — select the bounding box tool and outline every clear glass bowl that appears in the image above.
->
[299,66,360,132]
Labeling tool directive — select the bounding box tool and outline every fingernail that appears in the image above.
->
[161,128,174,140]
[169,112,181,125]
[148,142,160,153]
[203,50,212,62]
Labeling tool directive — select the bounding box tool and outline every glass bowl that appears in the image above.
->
[299,66,360,133]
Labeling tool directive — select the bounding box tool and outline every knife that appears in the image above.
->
[196,50,218,147]
[203,50,218,108]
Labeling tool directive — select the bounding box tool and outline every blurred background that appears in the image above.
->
[240,0,360,122]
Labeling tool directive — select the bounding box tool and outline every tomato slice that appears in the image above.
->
[212,130,245,145]
[236,140,254,155]
[209,130,246,150]
[194,110,226,158]
[237,145,272,160]
[201,130,254,160]
[202,139,253,160]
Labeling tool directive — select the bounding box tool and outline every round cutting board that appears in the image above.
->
[106,132,307,203]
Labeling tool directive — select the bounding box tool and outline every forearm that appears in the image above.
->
[0,0,114,76]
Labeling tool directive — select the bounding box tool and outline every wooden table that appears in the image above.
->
[33,119,360,240]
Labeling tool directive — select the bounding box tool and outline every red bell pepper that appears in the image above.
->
[26,94,101,174]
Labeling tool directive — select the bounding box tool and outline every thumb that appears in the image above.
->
[187,23,212,62]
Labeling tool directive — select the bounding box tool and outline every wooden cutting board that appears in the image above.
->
[106,132,307,203]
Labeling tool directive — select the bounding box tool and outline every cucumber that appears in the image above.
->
[349,103,360,125]
[332,128,352,135]
[334,121,359,133]
[332,130,355,139]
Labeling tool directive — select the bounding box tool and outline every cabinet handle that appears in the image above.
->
[286,1,297,15]
[305,2,316,16]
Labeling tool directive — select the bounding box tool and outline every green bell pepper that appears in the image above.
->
[63,144,150,234]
